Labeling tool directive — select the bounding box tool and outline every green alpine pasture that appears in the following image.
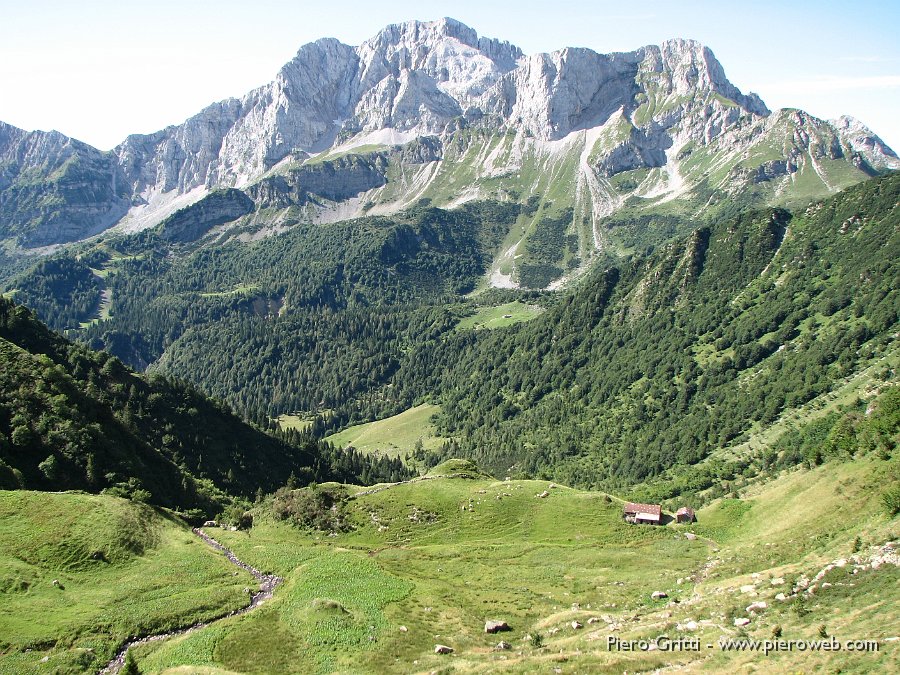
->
[0,491,255,675]
[455,301,544,331]
[129,449,898,674]
[324,403,445,460]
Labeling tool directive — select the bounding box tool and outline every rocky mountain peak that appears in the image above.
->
[353,17,523,113]
[640,39,769,116]
[361,18,523,71]
[831,114,900,168]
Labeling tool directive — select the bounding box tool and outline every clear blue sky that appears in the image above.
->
[2,0,898,151]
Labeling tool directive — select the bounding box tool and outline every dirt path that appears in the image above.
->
[99,528,282,674]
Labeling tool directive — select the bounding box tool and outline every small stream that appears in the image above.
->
[99,528,282,674]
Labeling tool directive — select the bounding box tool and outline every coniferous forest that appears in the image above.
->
[3,173,897,505]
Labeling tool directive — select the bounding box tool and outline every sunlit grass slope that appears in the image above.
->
[0,491,255,675]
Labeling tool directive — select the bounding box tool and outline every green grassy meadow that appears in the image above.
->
[455,302,544,331]
[0,492,255,675]
[325,404,445,459]
[126,453,898,674]
[275,414,314,433]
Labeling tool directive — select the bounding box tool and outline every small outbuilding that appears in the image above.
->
[623,502,662,525]
[675,507,695,523]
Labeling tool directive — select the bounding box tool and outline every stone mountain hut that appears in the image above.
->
[623,502,662,525]
[675,507,695,523]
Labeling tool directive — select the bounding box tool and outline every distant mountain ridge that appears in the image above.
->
[1,18,897,287]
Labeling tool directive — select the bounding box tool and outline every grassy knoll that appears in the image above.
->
[685,456,900,673]
[455,302,544,331]
[0,491,255,674]
[325,403,445,459]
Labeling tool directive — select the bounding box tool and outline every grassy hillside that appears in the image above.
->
[324,403,445,460]
[0,491,254,675]
[126,448,897,674]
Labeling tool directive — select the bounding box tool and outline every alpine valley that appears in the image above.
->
[0,18,898,675]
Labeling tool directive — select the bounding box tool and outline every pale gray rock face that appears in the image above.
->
[652,39,767,115]
[0,122,130,246]
[115,19,521,197]
[831,114,900,171]
[116,23,775,203]
[117,38,360,194]
[480,48,640,138]
[478,39,768,142]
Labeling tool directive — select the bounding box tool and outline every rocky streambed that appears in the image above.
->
[99,528,282,674]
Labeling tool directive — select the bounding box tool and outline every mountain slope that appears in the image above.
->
[398,172,900,485]
[1,18,896,290]
[0,490,256,674]
[10,172,896,498]
[0,297,406,512]
[132,439,898,674]
[0,121,130,246]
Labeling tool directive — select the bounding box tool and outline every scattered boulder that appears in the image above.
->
[740,584,756,594]
[678,620,699,632]
[775,593,787,601]
[651,591,668,600]
[203,520,218,527]
[434,644,454,655]
[537,491,550,498]
[571,621,583,630]
[495,641,512,650]
[398,625,408,632]
[746,601,768,613]
[770,577,785,586]
[734,617,751,627]
[587,617,601,624]
[683,532,697,540]
[485,620,511,634]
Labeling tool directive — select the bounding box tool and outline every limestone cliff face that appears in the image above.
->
[0,122,130,246]
[113,18,520,197]
[158,188,255,243]
[104,23,777,212]
[246,155,389,208]
[831,115,900,173]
